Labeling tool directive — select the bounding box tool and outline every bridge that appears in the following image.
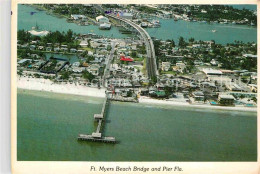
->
[106,14,159,79]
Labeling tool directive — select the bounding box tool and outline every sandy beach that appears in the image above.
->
[17,76,257,112]
[139,97,257,112]
[17,76,106,98]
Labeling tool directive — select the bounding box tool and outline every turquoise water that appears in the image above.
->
[18,5,126,39]
[45,53,79,63]
[146,19,257,44]
[17,89,257,161]
[18,5,257,44]
[231,5,257,10]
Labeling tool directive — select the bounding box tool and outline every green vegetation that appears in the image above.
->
[153,36,257,72]
[18,29,78,47]
[136,6,159,14]
[137,45,146,54]
[171,5,257,25]
[39,4,101,18]
[60,70,72,80]
[178,37,187,48]
[130,51,137,58]
[82,70,95,81]
[133,57,144,62]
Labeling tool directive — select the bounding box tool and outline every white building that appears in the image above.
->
[120,13,133,20]
[210,59,218,66]
[96,15,109,23]
[202,68,222,76]
[176,62,186,73]
[161,62,171,71]
[99,23,111,30]
[71,14,86,20]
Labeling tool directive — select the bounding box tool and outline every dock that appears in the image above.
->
[78,95,117,143]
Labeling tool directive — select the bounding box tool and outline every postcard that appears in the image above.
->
[11,0,259,173]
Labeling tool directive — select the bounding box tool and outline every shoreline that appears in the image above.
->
[17,76,257,112]
[17,76,106,98]
[139,97,257,112]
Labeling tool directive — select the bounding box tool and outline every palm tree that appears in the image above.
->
[17,69,23,77]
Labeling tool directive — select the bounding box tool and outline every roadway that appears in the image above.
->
[102,41,116,87]
[106,14,158,79]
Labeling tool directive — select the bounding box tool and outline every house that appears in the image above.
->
[120,56,134,62]
[210,59,218,66]
[226,83,245,92]
[161,11,171,18]
[46,47,52,51]
[248,84,257,93]
[192,91,205,102]
[31,60,45,69]
[79,40,88,47]
[88,51,94,56]
[224,92,257,99]
[218,95,235,106]
[220,70,234,75]
[38,46,44,50]
[29,45,36,50]
[70,48,77,53]
[88,64,100,76]
[18,59,32,66]
[175,62,186,73]
[161,62,171,71]
[30,54,40,59]
[194,60,203,65]
[54,47,60,52]
[242,54,257,58]
[202,68,222,76]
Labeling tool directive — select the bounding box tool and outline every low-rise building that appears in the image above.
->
[71,14,86,20]
[18,59,32,66]
[218,95,235,106]
[120,13,133,20]
[175,62,186,73]
[96,15,109,23]
[192,91,205,102]
[202,68,222,76]
[161,62,171,71]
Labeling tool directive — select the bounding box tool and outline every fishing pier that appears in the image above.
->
[78,95,116,143]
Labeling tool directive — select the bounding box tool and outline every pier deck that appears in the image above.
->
[78,95,117,143]
[78,134,116,143]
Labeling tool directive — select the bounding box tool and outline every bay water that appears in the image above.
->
[18,5,257,44]
[17,89,257,161]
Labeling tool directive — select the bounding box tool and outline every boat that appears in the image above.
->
[99,23,111,30]
[151,20,160,27]
[140,22,148,28]
[251,22,255,26]
[211,30,217,33]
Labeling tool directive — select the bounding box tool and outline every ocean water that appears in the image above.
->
[17,89,257,161]
[18,5,257,44]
